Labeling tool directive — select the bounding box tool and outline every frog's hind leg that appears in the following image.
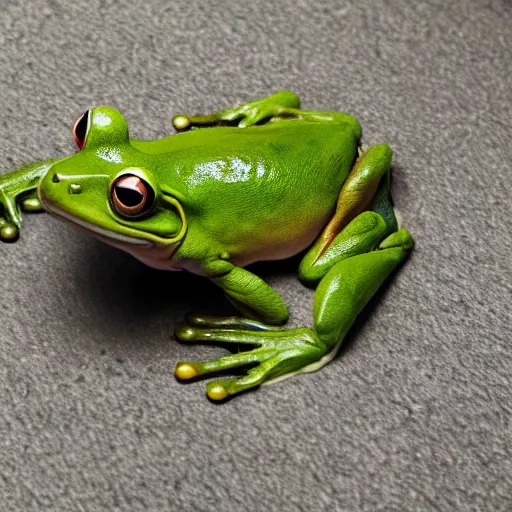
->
[173,90,362,138]
[172,90,301,130]
[175,226,413,401]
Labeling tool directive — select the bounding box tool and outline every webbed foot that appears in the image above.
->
[0,182,22,241]
[173,90,300,131]
[0,188,44,241]
[215,90,300,128]
[174,314,327,401]
[0,161,52,242]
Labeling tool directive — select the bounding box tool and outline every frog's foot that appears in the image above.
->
[0,188,22,242]
[0,188,44,241]
[174,314,327,400]
[173,90,301,131]
[216,92,301,128]
[0,161,51,242]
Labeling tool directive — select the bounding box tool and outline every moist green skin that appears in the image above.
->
[0,91,414,400]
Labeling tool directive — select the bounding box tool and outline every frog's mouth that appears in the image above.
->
[41,198,153,248]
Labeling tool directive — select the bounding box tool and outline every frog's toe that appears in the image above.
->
[185,313,282,332]
[175,348,273,381]
[206,381,230,401]
[175,322,268,345]
[175,362,200,380]
[205,370,270,401]
[219,105,271,128]
[19,190,43,213]
[172,114,191,131]
[0,222,19,242]
[21,197,42,212]
[218,108,243,122]
[175,327,328,400]
[0,202,18,221]
[235,107,272,128]
[203,345,322,400]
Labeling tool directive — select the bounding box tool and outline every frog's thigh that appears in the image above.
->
[203,259,289,325]
[326,144,393,240]
[302,144,393,267]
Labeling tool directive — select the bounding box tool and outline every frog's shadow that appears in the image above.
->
[81,240,229,324]
[81,239,402,364]
[80,239,301,330]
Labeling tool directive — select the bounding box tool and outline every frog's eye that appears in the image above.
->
[111,174,155,217]
[73,110,90,150]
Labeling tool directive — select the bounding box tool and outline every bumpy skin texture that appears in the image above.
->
[0,91,413,400]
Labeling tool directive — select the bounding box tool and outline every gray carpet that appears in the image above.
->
[1,0,511,510]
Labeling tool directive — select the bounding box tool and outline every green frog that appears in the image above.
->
[0,91,414,400]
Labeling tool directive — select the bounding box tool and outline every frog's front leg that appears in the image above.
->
[200,259,289,325]
[172,90,301,130]
[0,159,57,241]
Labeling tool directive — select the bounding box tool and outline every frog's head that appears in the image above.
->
[39,107,186,268]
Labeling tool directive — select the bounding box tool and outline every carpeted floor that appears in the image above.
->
[1,0,511,510]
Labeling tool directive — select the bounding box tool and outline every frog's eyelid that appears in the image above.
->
[160,184,187,203]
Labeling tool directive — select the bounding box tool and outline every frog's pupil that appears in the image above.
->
[116,186,144,207]
[74,111,89,145]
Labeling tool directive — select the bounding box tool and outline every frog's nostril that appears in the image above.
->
[52,173,61,183]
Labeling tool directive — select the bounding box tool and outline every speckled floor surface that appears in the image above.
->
[1,0,511,510]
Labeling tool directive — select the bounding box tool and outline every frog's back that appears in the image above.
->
[135,120,359,193]
[133,121,360,265]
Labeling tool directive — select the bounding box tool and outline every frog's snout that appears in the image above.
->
[39,169,99,212]
[49,173,82,194]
